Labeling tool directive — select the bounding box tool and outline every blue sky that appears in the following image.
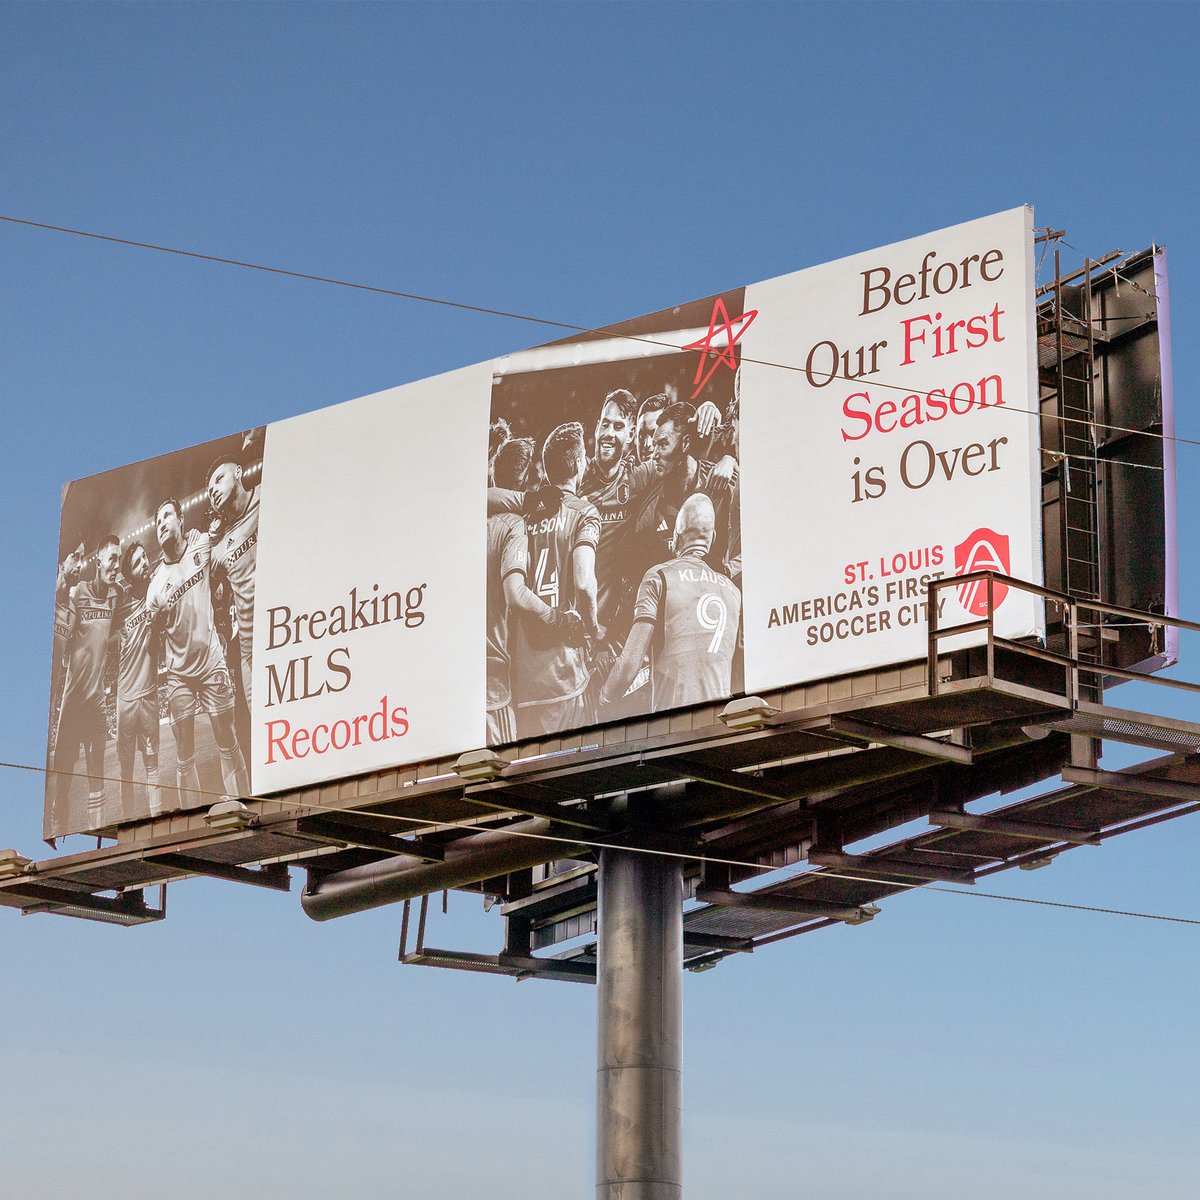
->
[2,3,1198,1196]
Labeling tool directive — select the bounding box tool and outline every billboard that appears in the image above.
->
[45,208,1041,840]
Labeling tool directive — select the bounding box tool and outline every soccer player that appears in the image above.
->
[488,417,513,482]
[52,539,87,672]
[581,389,638,629]
[146,497,249,808]
[492,436,535,492]
[115,540,163,819]
[486,437,546,741]
[207,456,260,708]
[51,535,120,832]
[509,422,601,739]
[635,394,669,464]
[626,400,741,585]
[486,510,586,745]
[599,493,742,713]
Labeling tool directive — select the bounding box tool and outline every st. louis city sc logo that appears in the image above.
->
[954,528,1010,616]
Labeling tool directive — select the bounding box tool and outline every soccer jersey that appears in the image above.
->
[627,459,741,584]
[211,487,259,639]
[116,588,158,701]
[486,512,529,711]
[632,553,742,709]
[511,488,600,709]
[146,528,225,681]
[52,592,72,673]
[60,577,117,709]
[581,456,635,633]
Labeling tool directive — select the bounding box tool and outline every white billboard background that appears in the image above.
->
[253,364,492,794]
[740,207,1042,691]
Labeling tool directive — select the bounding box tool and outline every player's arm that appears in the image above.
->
[502,570,552,624]
[693,400,723,461]
[62,586,81,645]
[600,565,661,705]
[625,461,658,502]
[572,509,601,635]
[104,602,122,672]
[723,482,742,584]
[487,487,525,516]
[502,572,587,644]
[599,620,653,706]
[572,543,599,633]
[208,556,234,645]
[695,401,721,440]
[53,586,78,670]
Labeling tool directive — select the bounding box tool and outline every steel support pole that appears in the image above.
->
[595,848,683,1200]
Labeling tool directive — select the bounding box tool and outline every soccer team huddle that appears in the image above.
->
[48,436,261,837]
[485,385,744,744]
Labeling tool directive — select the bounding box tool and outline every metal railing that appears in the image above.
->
[926,571,1200,705]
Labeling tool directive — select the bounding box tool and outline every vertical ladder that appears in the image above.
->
[1053,249,1101,608]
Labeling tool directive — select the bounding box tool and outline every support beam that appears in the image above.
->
[929,809,1100,846]
[302,819,586,921]
[149,855,292,891]
[1061,765,1200,805]
[596,848,683,1200]
[681,930,755,952]
[808,849,976,884]
[696,886,879,924]
[824,717,973,764]
[14,882,164,925]
[298,815,446,860]
[401,946,596,985]
[653,757,792,802]
[461,782,611,831]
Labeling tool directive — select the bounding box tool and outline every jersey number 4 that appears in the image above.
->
[534,548,560,608]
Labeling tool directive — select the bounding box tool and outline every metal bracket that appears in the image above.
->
[823,717,973,765]
[148,854,291,892]
[696,886,879,925]
[808,849,975,884]
[929,809,1100,846]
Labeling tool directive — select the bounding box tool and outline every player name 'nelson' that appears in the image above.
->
[266,581,427,650]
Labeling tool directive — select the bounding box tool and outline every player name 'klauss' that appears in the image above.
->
[266,582,427,650]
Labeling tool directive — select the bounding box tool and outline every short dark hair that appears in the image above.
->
[120,540,144,580]
[206,457,242,487]
[601,389,637,425]
[542,422,587,486]
[488,418,512,461]
[156,497,182,523]
[99,534,120,555]
[638,393,669,421]
[656,401,697,439]
[493,437,534,489]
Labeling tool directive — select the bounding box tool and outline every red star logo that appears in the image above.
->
[682,297,758,400]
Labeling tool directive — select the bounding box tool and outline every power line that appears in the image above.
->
[0,213,1186,468]
[4,756,1199,930]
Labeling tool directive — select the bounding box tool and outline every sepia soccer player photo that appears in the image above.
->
[45,427,264,843]
[486,290,747,743]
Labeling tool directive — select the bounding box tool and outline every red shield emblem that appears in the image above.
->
[954,528,1010,616]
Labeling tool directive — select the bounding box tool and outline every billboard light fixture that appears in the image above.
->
[843,903,882,926]
[453,749,511,783]
[204,800,255,832]
[719,697,779,733]
[1018,855,1057,871]
[0,849,32,880]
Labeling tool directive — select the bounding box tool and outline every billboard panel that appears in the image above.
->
[45,208,1041,839]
